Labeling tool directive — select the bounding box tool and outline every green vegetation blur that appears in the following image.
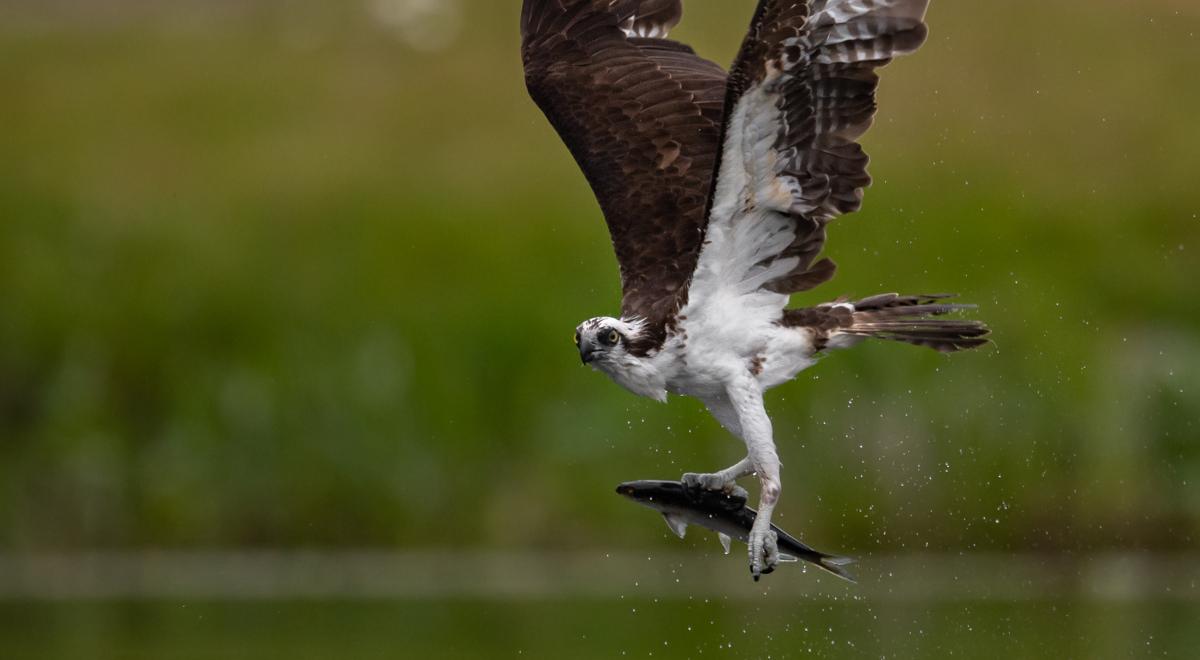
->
[0,0,1197,554]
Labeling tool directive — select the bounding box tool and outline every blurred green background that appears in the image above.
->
[0,0,1198,655]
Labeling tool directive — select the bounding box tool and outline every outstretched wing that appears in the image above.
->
[521,0,727,345]
[685,0,929,320]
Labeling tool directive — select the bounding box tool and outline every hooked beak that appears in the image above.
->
[579,341,597,365]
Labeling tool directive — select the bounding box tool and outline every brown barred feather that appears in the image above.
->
[716,0,931,297]
[613,0,684,37]
[784,294,992,354]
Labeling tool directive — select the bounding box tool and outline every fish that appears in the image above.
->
[616,480,855,582]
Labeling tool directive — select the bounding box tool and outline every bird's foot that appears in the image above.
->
[748,526,780,581]
[681,472,749,503]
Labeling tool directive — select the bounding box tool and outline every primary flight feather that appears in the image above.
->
[522,0,988,579]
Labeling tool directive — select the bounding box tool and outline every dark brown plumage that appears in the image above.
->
[522,1,986,355]
[521,0,724,347]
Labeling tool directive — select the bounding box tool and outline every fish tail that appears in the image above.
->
[779,550,856,582]
[814,554,856,583]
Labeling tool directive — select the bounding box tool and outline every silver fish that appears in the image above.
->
[617,480,855,582]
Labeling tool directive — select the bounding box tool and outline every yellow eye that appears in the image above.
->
[608,330,620,344]
[573,331,580,346]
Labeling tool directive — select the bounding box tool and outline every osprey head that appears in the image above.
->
[575,317,639,366]
[573,317,667,401]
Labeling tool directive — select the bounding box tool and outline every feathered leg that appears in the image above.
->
[725,379,783,579]
[691,381,783,579]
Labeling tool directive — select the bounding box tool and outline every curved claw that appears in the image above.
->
[748,529,780,581]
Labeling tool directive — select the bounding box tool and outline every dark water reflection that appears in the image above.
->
[2,598,1196,658]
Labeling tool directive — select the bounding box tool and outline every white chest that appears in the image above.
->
[661,320,818,397]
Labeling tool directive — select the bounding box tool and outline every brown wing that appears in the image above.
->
[708,0,930,296]
[521,0,726,342]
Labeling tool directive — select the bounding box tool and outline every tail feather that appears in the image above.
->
[845,293,990,352]
[784,293,991,353]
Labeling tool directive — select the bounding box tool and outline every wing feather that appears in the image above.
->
[692,0,930,312]
[521,1,726,350]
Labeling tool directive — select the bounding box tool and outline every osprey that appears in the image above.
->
[521,0,989,579]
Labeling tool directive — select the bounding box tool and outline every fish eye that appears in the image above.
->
[573,331,580,346]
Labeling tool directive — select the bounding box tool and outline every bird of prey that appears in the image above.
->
[521,0,989,579]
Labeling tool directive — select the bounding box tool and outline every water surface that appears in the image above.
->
[2,597,1195,659]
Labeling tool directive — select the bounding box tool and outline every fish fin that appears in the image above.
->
[662,513,688,539]
[778,553,799,563]
[718,533,732,555]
